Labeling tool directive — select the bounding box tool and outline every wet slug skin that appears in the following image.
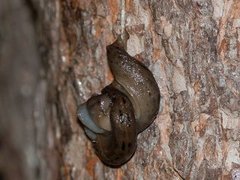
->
[77,37,160,167]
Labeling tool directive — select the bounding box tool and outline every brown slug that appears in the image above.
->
[77,37,160,167]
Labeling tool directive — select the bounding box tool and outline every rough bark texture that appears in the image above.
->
[0,0,240,180]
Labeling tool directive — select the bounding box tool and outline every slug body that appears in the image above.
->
[107,41,160,133]
[77,38,160,167]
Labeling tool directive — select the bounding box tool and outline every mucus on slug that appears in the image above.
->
[77,37,160,167]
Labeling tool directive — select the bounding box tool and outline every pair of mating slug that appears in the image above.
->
[77,36,160,167]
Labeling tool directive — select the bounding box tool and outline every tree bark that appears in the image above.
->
[0,0,240,179]
[0,0,59,179]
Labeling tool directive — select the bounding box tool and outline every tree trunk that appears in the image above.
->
[0,0,239,179]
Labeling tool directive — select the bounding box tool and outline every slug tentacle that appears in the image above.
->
[77,37,160,167]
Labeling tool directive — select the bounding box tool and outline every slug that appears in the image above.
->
[77,37,160,167]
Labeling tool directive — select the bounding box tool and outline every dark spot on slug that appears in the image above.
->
[121,142,125,151]
[112,95,116,101]
[119,110,123,116]
[128,143,132,148]
[109,58,113,63]
[122,97,126,104]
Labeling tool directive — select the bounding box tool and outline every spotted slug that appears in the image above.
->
[77,37,160,167]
